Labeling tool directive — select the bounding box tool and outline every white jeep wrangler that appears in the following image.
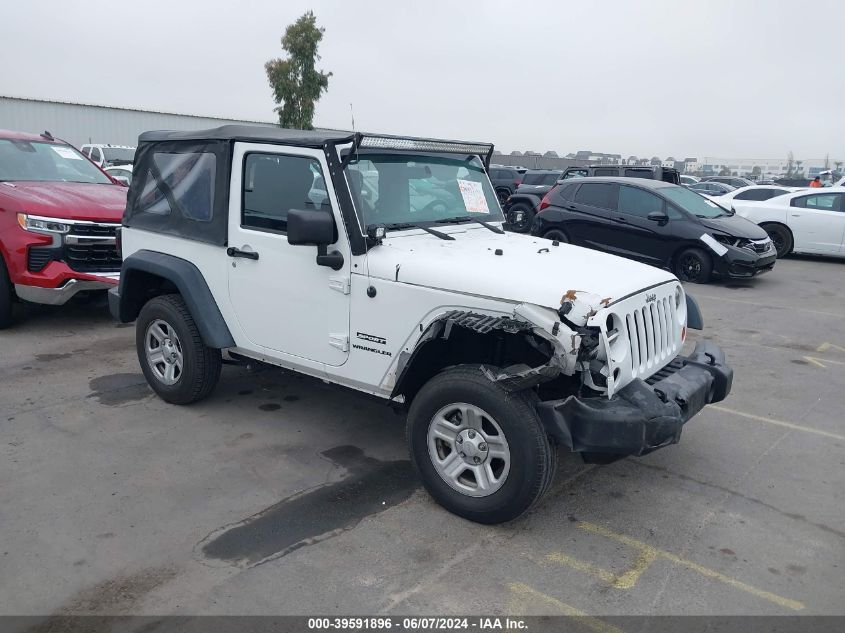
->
[110,126,733,524]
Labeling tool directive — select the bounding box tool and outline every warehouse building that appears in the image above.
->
[0,95,277,149]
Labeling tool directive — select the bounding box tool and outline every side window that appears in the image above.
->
[797,193,841,211]
[618,186,664,217]
[593,168,617,177]
[541,173,561,185]
[563,169,588,180]
[80,146,91,158]
[242,153,324,232]
[624,169,653,179]
[90,147,102,163]
[138,151,216,221]
[574,183,614,209]
[735,189,764,201]
[489,169,501,179]
[555,183,577,202]
[667,205,684,220]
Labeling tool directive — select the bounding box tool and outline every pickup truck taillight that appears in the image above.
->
[514,179,522,186]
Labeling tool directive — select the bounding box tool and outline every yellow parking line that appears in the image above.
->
[546,552,616,584]
[817,342,845,353]
[709,405,845,442]
[578,522,805,611]
[508,583,624,633]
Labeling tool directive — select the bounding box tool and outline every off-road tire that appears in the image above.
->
[136,294,221,404]
[674,247,713,284]
[0,255,14,330]
[761,223,793,258]
[407,365,557,524]
[508,203,535,234]
[543,228,569,243]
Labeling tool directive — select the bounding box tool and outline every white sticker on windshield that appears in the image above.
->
[457,179,489,214]
[700,233,728,256]
[52,146,82,160]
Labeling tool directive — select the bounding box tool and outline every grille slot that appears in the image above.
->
[626,294,679,378]
[27,246,61,272]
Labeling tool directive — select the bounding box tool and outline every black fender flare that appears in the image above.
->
[109,250,235,349]
[685,292,704,330]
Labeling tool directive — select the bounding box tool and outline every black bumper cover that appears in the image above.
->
[537,341,732,461]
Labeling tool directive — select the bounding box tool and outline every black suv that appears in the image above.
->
[501,170,563,233]
[530,177,777,283]
[488,166,525,205]
[561,165,681,184]
[504,166,680,233]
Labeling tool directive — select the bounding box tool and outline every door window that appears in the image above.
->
[792,193,842,211]
[617,186,664,217]
[574,183,614,209]
[90,147,102,163]
[242,153,327,232]
[734,188,786,201]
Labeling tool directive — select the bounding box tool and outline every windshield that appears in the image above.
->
[0,139,112,184]
[345,152,503,228]
[662,186,730,218]
[103,147,136,163]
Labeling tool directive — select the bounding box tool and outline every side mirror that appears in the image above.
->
[287,208,344,270]
[647,211,669,222]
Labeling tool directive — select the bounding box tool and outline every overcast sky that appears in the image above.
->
[2,0,841,159]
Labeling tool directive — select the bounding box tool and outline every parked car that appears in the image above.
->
[110,125,732,524]
[502,170,563,233]
[487,165,523,205]
[0,129,127,328]
[79,143,136,168]
[688,181,736,196]
[701,176,755,188]
[530,177,776,283]
[562,165,681,185]
[104,164,133,186]
[680,175,700,186]
[731,187,845,258]
[505,166,682,234]
[707,184,795,206]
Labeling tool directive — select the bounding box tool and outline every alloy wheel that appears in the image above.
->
[144,319,184,385]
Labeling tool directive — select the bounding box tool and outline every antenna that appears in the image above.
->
[349,103,356,132]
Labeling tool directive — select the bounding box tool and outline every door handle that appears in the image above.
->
[227,247,259,260]
[612,217,628,223]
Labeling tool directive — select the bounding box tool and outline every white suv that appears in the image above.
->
[110,126,733,523]
[79,143,136,168]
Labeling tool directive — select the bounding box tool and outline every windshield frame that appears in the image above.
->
[0,139,113,185]
[341,150,505,233]
[661,185,732,219]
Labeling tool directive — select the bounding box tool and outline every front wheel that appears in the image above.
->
[407,366,557,524]
[543,228,569,243]
[136,294,222,404]
[508,203,535,234]
[674,247,712,283]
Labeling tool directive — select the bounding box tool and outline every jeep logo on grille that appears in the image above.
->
[645,293,657,303]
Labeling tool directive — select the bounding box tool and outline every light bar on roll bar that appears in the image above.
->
[340,133,495,168]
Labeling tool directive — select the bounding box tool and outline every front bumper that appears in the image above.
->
[15,273,119,306]
[537,341,732,461]
[715,247,777,279]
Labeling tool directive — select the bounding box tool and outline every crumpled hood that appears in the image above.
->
[697,214,768,240]
[0,181,127,222]
[366,226,676,311]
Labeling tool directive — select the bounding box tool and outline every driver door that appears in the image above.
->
[227,142,351,366]
[789,192,845,254]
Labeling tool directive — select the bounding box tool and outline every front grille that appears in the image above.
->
[624,296,679,378]
[748,238,773,254]
[64,222,121,273]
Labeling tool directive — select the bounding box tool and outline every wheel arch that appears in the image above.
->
[759,221,794,255]
[112,250,235,349]
[390,310,565,407]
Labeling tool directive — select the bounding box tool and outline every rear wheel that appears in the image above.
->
[543,228,569,243]
[407,366,557,524]
[508,203,535,234]
[761,223,792,258]
[136,294,222,404]
[674,247,712,283]
[0,256,14,329]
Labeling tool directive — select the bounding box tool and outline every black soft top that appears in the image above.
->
[139,125,355,148]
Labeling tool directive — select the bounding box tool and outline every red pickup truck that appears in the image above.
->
[0,129,127,328]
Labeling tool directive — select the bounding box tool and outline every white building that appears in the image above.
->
[0,95,277,149]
